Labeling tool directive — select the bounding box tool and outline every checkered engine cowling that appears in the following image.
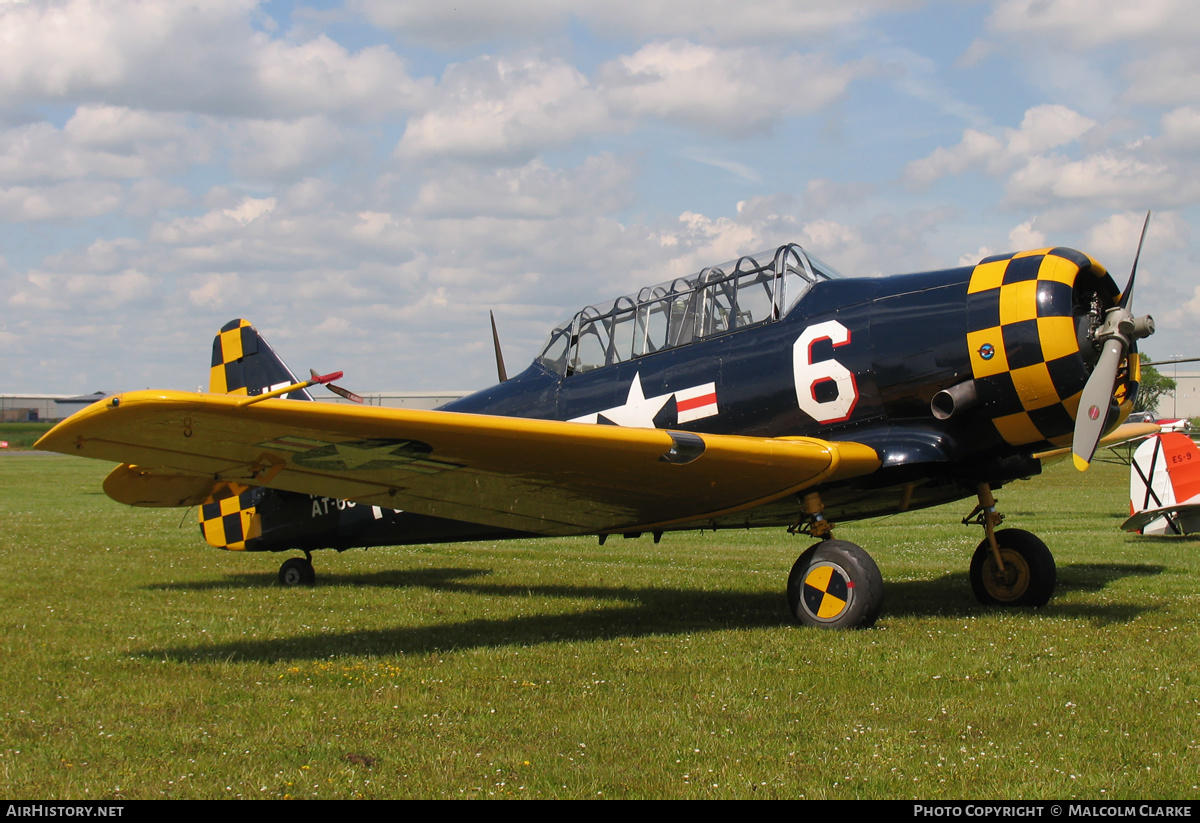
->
[965,247,1125,451]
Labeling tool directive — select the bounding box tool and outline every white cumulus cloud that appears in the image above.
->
[0,107,208,183]
[601,41,862,136]
[988,0,1200,47]
[904,104,1096,188]
[412,155,636,219]
[353,0,915,47]
[0,0,429,118]
[397,56,610,161]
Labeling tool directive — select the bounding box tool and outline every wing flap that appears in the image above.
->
[38,390,881,535]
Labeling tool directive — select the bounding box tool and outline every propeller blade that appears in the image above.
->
[490,311,508,383]
[1070,210,1156,471]
[1072,337,1124,470]
[1120,210,1151,310]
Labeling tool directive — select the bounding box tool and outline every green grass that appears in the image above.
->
[0,423,55,450]
[1,455,1197,799]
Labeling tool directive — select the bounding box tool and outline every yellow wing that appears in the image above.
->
[1034,421,1161,464]
[37,390,881,536]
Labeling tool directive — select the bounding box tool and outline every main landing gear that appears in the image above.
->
[786,493,884,629]
[963,483,1055,607]
[787,539,884,629]
[278,553,316,586]
[785,484,1057,629]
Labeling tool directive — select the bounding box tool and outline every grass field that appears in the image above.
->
[0,423,55,450]
[0,453,1196,799]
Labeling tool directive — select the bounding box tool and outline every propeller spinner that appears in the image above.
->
[1071,211,1156,470]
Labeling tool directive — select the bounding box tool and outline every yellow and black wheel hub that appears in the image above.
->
[800,561,855,622]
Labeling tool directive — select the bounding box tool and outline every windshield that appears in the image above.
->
[537,243,838,375]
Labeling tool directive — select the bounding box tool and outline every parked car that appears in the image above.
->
[1127,411,1191,432]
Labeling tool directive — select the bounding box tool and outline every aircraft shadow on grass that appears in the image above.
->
[140,563,1167,663]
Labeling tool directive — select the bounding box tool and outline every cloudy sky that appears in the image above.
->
[3,0,1198,395]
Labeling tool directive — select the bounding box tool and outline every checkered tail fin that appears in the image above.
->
[201,319,303,549]
[208,318,314,400]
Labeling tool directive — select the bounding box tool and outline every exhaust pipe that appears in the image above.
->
[932,380,978,420]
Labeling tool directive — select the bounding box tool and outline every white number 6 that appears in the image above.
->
[793,320,859,424]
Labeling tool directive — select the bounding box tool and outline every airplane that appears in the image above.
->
[36,224,1157,629]
[1122,431,1200,536]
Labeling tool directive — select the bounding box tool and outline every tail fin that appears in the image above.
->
[1126,432,1200,534]
[202,319,301,549]
[209,318,313,400]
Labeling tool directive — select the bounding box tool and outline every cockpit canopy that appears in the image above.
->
[537,243,842,376]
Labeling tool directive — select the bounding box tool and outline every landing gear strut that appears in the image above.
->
[963,483,1055,607]
[278,553,316,586]
[786,492,884,629]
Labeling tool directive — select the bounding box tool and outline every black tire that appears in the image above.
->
[969,528,1055,607]
[279,557,316,586]
[787,540,884,629]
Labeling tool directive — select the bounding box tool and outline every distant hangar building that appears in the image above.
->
[1161,367,1200,419]
[1,392,111,423]
[2,390,468,424]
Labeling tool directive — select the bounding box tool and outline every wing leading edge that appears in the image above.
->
[37,390,881,536]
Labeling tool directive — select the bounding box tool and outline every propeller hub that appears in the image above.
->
[1096,306,1135,347]
[1071,210,1154,471]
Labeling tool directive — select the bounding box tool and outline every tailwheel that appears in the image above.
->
[787,540,883,629]
[969,528,1055,607]
[278,556,316,586]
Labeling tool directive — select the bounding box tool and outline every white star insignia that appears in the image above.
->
[570,372,672,428]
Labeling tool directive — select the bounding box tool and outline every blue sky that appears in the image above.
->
[2,0,1198,394]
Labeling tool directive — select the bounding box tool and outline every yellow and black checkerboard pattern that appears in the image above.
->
[209,318,256,395]
[802,564,849,620]
[199,483,263,551]
[965,247,1111,448]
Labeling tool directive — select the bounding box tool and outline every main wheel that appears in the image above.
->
[279,557,316,586]
[969,528,1055,607]
[787,540,884,629]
